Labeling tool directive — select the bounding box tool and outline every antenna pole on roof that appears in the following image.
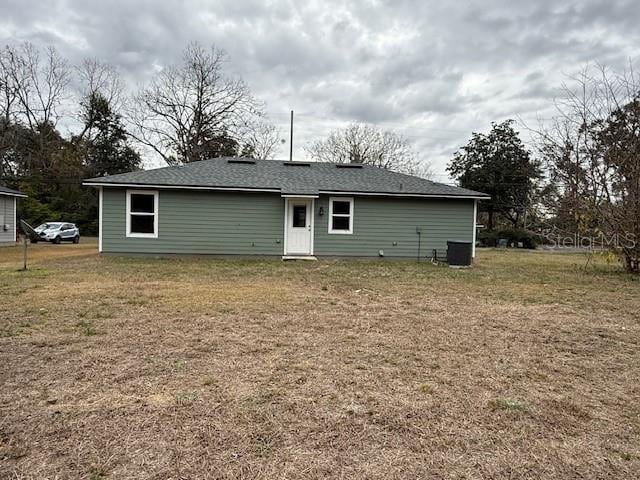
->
[289,110,294,162]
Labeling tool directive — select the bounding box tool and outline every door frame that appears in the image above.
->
[283,197,315,256]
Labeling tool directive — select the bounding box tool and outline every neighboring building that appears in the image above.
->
[84,158,489,259]
[0,186,27,246]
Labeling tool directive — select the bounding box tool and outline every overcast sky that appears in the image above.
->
[2,0,640,180]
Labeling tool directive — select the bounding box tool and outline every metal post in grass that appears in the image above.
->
[19,220,37,271]
[22,233,27,270]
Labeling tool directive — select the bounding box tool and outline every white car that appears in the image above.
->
[33,222,80,244]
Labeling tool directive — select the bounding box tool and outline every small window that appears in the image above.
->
[292,205,306,228]
[328,197,354,234]
[126,190,158,238]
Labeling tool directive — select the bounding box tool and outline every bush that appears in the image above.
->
[478,228,539,249]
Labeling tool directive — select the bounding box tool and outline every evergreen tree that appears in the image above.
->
[81,92,141,177]
[448,120,541,230]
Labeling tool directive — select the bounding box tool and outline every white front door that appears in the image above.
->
[285,199,313,255]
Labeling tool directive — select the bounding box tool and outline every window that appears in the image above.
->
[126,190,158,238]
[292,205,306,228]
[328,197,354,234]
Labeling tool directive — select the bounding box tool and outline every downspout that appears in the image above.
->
[98,187,103,253]
[472,199,477,259]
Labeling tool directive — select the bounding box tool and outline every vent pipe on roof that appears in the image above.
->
[289,110,294,162]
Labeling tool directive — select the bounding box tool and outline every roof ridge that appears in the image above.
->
[189,157,383,168]
[122,156,436,172]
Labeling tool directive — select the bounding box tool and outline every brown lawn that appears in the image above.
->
[0,241,639,479]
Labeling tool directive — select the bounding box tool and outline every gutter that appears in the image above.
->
[83,182,489,200]
[317,190,489,200]
[82,182,281,194]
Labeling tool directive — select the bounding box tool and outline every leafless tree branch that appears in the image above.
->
[534,63,640,272]
[240,120,282,160]
[0,42,70,129]
[74,58,125,142]
[127,42,262,165]
[305,123,432,177]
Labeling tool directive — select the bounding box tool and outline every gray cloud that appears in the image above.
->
[2,0,640,176]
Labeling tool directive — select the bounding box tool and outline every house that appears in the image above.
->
[84,158,489,259]
[0,186,27,246]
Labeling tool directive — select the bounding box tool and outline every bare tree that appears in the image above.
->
[75,58,125,142]
[241,120,281,160]
[0,43,70,177]
[533,116,598,238]
[129,42,262,166]
[74,58,124,142]
[305,123,431,177]
[0,51,17,124]
[77,58,123,108]
[537,64,640,272]
[0,42,70,129]
[0,46,18,176]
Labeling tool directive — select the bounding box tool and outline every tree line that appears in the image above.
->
[447,66,640,273]
[0,40,434,236]
[1,41,638,272]
[0,42,283,234]
[0,41,427,235]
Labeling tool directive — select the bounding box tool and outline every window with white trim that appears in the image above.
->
[328,197,354,234]
[126,190,158,238]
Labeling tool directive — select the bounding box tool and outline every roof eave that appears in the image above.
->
[82,181,281,194]
[317,189,490,200]
[83,181,489,200]
[0,191,27,198]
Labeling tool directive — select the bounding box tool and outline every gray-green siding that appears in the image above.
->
[0,196,16,245]
[102,188,284,255]
[101,188,474,258]
[314,195,473,259]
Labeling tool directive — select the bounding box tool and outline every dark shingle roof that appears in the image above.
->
[84,158,489,198]
[0,185,27,197]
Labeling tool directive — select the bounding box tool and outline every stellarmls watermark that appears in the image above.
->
[543,232,637,249]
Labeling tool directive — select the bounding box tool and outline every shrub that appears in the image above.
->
[478,228,539,249]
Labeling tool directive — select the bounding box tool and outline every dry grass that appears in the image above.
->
[1,241,639,479]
